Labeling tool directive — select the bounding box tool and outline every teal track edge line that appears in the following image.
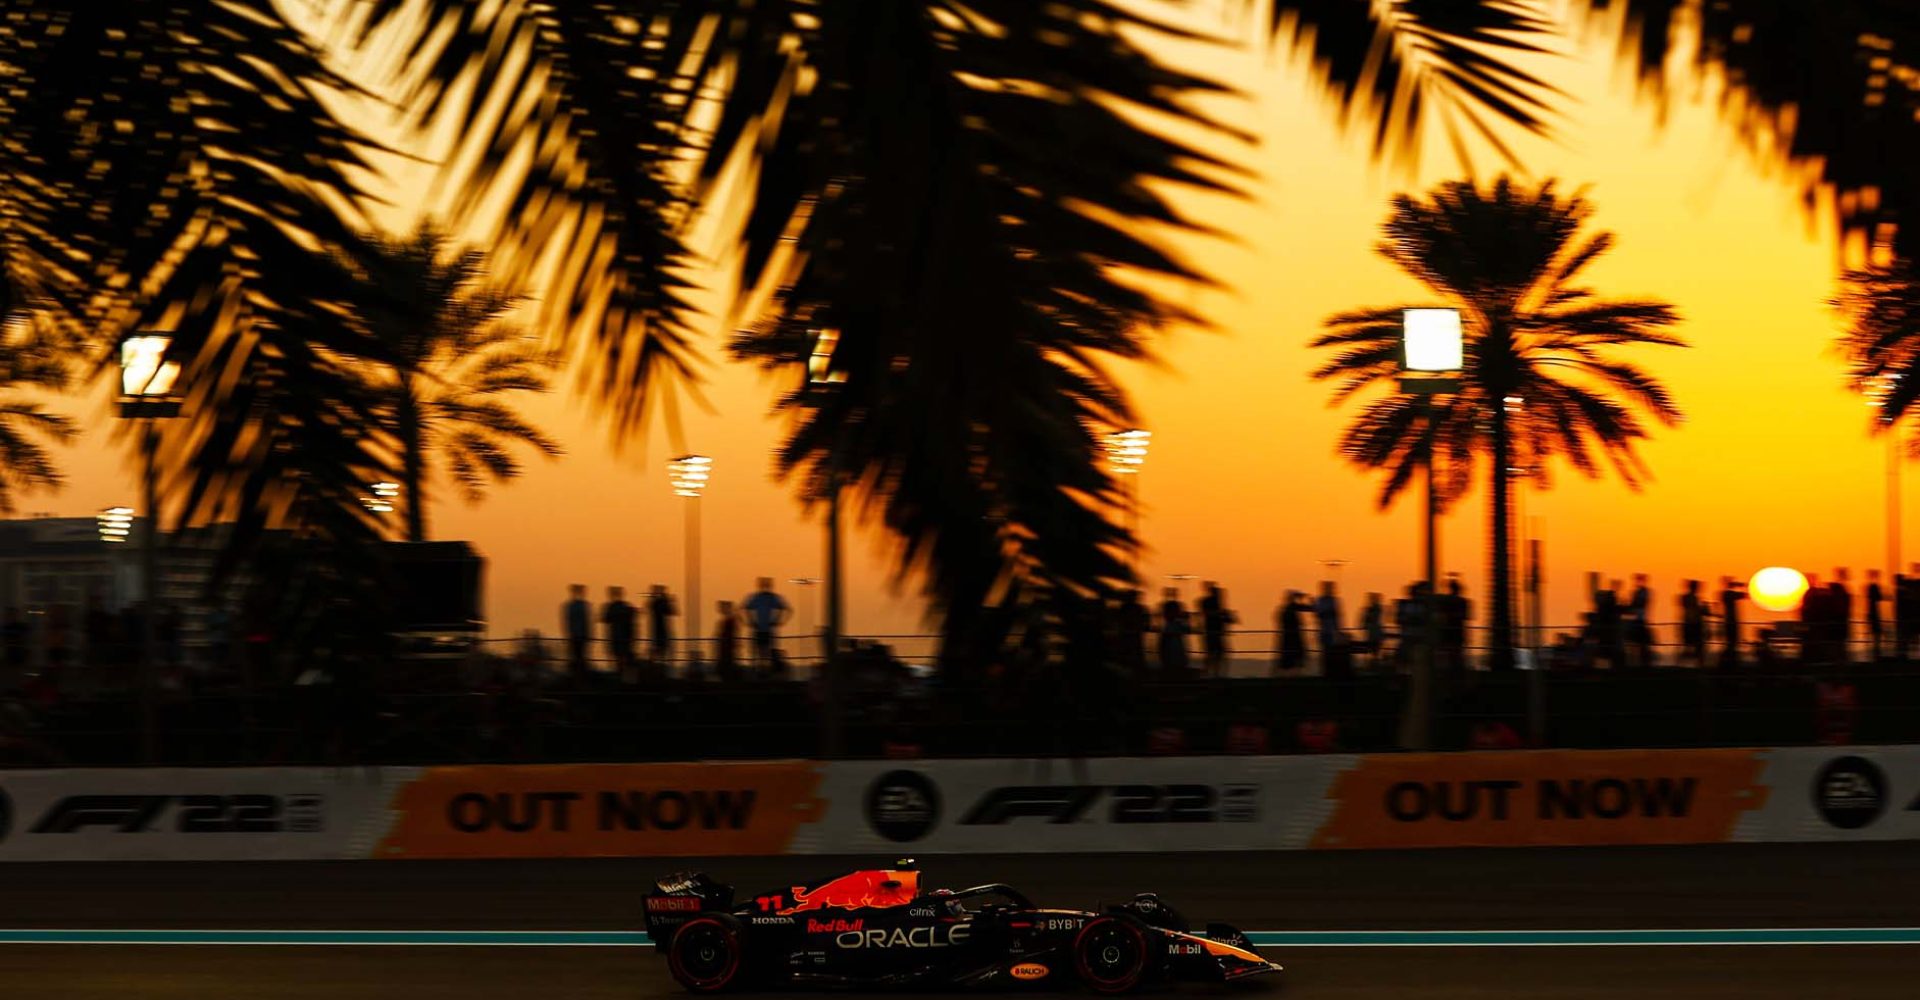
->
[0,930,652,946]
[1241,928,1920,946]
[1,928,1918,947]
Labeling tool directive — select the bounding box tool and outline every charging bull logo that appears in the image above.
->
[781,870,919,913]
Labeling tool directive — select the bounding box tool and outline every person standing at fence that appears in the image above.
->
[1830,568,1855,664]
[1393,582,1427,671]
[601,586,637,679]
[1866,569,1886,662]
[1198,582,1234,676]
[1361,592,1386,669]
[1157,587,1192,672]
[1799,572,1826,663]
[1594,578,1625,668]
[563,584,592,680]
[714,600,741,682]
[1627,574,1653,667]
[648,584,678,669]
[1275,591,1307,673]
[1441,576,1470,672]
[1679,579,1707,667]
[742,577,792,671]
[1718,576,1745,667]
[1313,581,1344,675]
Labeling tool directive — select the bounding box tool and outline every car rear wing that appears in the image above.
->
[644,871,735,942]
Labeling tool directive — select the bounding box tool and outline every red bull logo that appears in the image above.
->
[806,917,864,934]
[780,870,919,913]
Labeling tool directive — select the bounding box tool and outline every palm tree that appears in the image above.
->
[1575,1,1920,260]
[1,2,394,583]
[0,321,75,512]
[1311,177,1685,669]
[1839,257,1920,416]
[343,1,1565,656]
[345,226,561,543]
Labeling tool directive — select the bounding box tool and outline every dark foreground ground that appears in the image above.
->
[1,844,1916,998]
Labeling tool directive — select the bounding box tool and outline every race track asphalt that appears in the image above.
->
[2,844,1916,998]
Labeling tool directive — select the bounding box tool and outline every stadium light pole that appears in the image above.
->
[1400,308,1463,752]
[808,328,848,756]
[669,455,713,664]
[1103,429,1151,575]
[362,481,399,518]
[1865,375,1903,581]
[118,331,183,765]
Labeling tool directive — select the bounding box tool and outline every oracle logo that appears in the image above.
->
[1010,963,1049,980]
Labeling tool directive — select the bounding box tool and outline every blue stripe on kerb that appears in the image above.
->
[0,927,1917,947]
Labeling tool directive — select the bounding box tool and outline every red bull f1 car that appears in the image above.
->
[643,862,1282,992]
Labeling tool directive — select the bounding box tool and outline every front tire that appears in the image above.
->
[1074,916,1150,994]
[667,915,746,993]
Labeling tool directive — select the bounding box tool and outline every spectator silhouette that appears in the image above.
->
[1829,568,1854,664]
[1441,577,1470,672]
[1866,569,1886,662]
[714,600,741,682]
[1314,581,1344,675]
[600,586,637,679]
[1718,576,1746,667]
[741,577,791,671]
[1157,587,1191,673]
[1801,572,1828,664]
[1679,580,1707,667]
[1899,564,1920,662]
[1593,577,1624,668]
[1275,591,1307,673]
[1393,582,1430,670]
[562,584,592,680]
[1360,592,1386,669]
[648,584,678,667]
[1198,582,1234,676]
[1627,573,1653,667]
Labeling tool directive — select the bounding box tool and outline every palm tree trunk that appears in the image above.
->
[399,383,426,543]
[1489,402,1516,671]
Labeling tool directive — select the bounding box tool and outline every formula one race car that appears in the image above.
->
[643,862,1281,992]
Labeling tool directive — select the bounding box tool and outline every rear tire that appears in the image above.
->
[1074,916,1150,994]
[667,915,745,993]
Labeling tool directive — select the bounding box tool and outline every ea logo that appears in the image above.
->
[865,770,940,843]
[1814,756,1886,830]
[1010,963,1049,980]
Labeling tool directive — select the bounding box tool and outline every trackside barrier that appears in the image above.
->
[0,767,413,862]
[1,749,1916,860]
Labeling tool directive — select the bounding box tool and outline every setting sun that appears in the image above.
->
[1749,567,1810,613]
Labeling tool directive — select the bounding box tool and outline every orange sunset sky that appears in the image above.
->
[40,5,1895,643]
